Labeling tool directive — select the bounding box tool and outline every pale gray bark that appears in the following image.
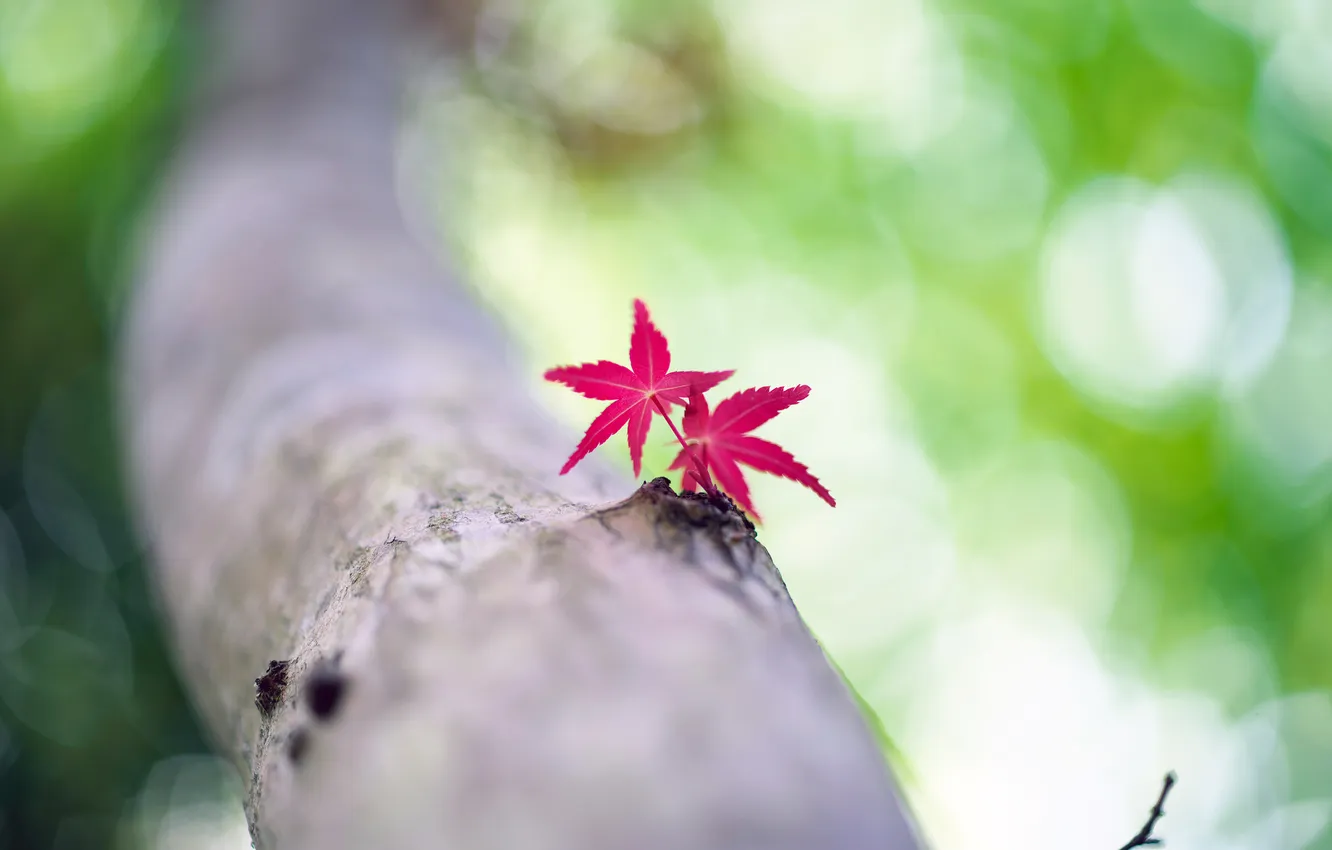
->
[119,1,924,848]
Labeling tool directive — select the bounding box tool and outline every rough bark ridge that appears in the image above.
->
[119,1,923,848]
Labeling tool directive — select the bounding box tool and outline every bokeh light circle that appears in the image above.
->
[1036,174,1291,419]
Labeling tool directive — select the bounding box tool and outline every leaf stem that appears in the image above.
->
[651,396,716,495]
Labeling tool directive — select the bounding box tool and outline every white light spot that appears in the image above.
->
[1039,178,1215,410]
[1224,285,1332,493]
[717,0,966,154]
[0,0,160,141]
[122,754,250,850]
[1169,173,1293,389]
[1038,174,1290,417]
[1131,192,1223,388]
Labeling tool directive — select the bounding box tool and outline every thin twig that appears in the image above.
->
[651,395,715,495]
[1118,772,1177,850]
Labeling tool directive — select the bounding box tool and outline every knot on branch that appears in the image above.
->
[579,478,792,611]
[638,476,757,539]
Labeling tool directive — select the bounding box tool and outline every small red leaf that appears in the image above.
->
[710,385,810,435]
[629,299,670,385]
[668,384,834,521]
[727,435,835,508]
[544,360,640,400]
[545,299,734,477]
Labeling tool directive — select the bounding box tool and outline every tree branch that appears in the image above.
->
[1118,773,1176,850]
[119,2,923,848]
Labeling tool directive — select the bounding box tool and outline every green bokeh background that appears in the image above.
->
[2,0,1331,848]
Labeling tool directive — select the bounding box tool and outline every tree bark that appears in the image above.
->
[119,1,924,848]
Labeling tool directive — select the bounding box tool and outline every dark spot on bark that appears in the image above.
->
[305,661,347,721]
[287,727,311,765]
[255,659,292,718]
[639,477,756,537]
[428,510,462,544]
[679,489,756,536]
[345,546,375,587]
[341,545,372,571]
[491,494,526,524]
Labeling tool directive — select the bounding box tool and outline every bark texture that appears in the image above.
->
[120,1,924,847]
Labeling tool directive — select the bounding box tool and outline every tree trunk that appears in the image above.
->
[118,1,924,848]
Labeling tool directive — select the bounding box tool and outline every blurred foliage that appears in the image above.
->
[0,1,216,849]
[3,0,1332,848]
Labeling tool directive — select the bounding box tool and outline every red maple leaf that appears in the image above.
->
[544,299,733,477]
[668,384,835,521]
